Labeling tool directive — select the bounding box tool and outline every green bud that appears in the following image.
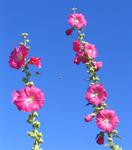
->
[112,130,118,134]
[25,39,30,43]
[33,121,40,128]
[19,42,24,46]
[34,144,39,150]
[95,106,104,111]
[22,33,28,37]
[89,67,95,73]
[33,112,38,117]
[95,76,99,81]
[27,131,36,138]
[108,137,113,142]
[22,77,28,83]
[27,46,30,50]
[37,132,43,137]
[39,138,44,143]
[26,82,34,87]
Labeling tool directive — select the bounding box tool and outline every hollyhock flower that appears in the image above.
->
[85,114,94,122]
[84,43,97,59]
[68,13,87,29]
[9,45,28,69]
[74,53,81,65]
[28,57,41,68]
[93,61,103,71]
[65,27,74,36]
[73,40,82,52]
[96,133,104,145]
[85,84,107,106]
[13,86,45,112]
[96,110,119,133]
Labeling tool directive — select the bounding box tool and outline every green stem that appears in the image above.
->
[27,112,43,150]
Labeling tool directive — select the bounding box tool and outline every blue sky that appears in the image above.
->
[0,0,132,149]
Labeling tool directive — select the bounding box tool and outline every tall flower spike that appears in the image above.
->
[66,8,122,150]
[9,33,45,150]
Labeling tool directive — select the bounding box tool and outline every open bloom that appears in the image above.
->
[96,110,119,133]
[93,61,103,71]
[84,43,97,59]
[68,13,87,29]
[28,57,41,68]
[13,86,45,112]
[73,40,82,52]
[85,84,108,106]
[9,45,28,69]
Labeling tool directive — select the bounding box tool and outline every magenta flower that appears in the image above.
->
[96,110,119,133]
[73,40,82,52]
[68,13,87,29]
[9,45,28,69]
[84,43,97,59]
[13,86,45,112]
[85,84,108,106]
[28,57,41,68]
[93,61,103,71]
[74,53,81,65]
[85,114,94,122]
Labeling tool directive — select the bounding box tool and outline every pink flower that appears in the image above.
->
[93,61,103,71]
[85,84,108,106]
[96,133,104,145]
[13,86,45,112]
[84,43,97,59]
[85,114,94,122]
[9,45,28,69]
[74,53,81,65]
[68,13,87,29]
[65,27,74,36]
[28,57,41,68]
[74,50,90,65]
[73,40,82,52]
[96,110,119,133]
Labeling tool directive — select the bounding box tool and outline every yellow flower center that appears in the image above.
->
[28,97,34,103]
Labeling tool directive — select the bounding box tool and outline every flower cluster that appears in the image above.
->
[9,33,44,150]
[66,8,122,150]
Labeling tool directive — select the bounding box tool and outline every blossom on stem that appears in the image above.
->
[96,109,119,133]
[13,86,45,112]
[65,27,74,36]
[68,13,87,29]
[73,40,82,52]
[84,43,97,59]
[85,83,108,106]
[85,114,94,122]
[96,133,104,145]
[93,61,103,71]
[9,45,28,69]
[28,57,41,68]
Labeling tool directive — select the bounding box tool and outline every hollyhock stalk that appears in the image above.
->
[9,33,44,150]
[66,8,122,150]
[22,34,44,150]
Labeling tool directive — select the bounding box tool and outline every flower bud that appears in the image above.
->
[65,27,74,36]
[96,132,104,145]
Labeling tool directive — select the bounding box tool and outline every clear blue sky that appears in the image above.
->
[0,0,131,150]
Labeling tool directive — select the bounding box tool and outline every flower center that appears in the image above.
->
[18,54,23,60]
[91,92,98,98]
[27,97,34,103]
[15,54,23,61]
[75,18,79,23]
[104,118,109,125]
